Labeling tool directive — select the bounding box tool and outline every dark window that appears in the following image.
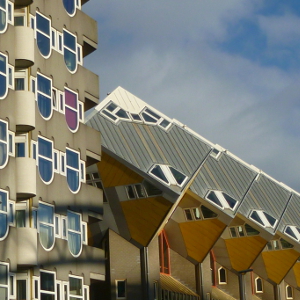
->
[116,280,126,298]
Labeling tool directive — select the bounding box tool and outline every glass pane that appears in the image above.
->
[250,211,264,226]
[37,32,51,57]
[150,165,169,184]
[38,138,52,158]
[142,112,156,123]
[67,168,79,192]
[169,167,186,185]
[67,211,80,231]
[0,121,7,141]
[237,226,244,237]
[106,103,117,112]
[0,287,7,300]
[115,108,129,119]
[14,16,24,26]
[184,209,193,221]
[0,54,5,73]
[41,294,55,300]
[0,143,7,166]
[16,142,25,157]
[245,223,260,236]
[102,110,117,121]
[41,272,55,292]
[0,74,6,98]
[126,186,135,199]
[16,210,25,228]
[145,108,160,120]
[65,107,78,131]
[66,150,79,169]
[222,193,237,209]
[135,184,146,198]
[159,119,170,128]
[39,203,54,224]
[68,231,81,256]
[207,191,223,208]
[69,277,82,296]
[38,93,52,119]
[0,213,7,238]
[143,181,161,196]
[39,158,53,183]
[264,212,276,227]
[0,191,7,212]
[64,49,76,72]
[201,206,217,219]
[117,281,126,298]
[286,226,297,239]
[0,0,5,8]
[17,280,26,300]
[64,31,76,50]
[131,113,141,121]
[230,227,237,237]
[280,238,293,249]
[36,13,50,35]
[63,0,75,15]
[192,208,201,220]
[38,75,51,96]
[0,264,7,285]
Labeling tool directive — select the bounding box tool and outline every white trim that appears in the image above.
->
[9,272,16,299]
[36,72,53,120]
[61,216,67,239]
[35,11,52,59]
[63,29,78,73]
[67,210,83,257]
[32,276,39,300]
[55,214,61,238]
[40,270,56,298]
[218,267,227,285]
[60,151,66,176]
[286,285,293,299]
[82,221,87,245]
[69,275,84,299]
[8,200,15,226]
[255,277,263,293]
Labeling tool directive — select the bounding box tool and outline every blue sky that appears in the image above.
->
[83,0,300,191]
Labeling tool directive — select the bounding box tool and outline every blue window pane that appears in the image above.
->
[68,231,81,256]
[64,48,76,72]
[0,122,7,141]
[67,168,79,192]
[63,0,75,15]
[39,223,54,249]
[37,32,51,57]
[0,191,7,212]
[38,138,52,159]
[64,31,76,50]
[39,203,53,224]
[38,158,53,183]
[0,0,5,8]
[0,10,5,33]
[38,93,51,119]
[0,214,7,238]
[0,75,6,98]
[37,75,51,95]
[66,150,79,169]
[0,144,7,166]
[36,13,50,35]
[16,143,25,157]
[0,54,5,72]
[67,211,80,231]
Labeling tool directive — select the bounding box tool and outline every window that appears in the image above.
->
[0,190,9,240]
[66,148,82,193]
[255,277,263,293]
[249,210,277,228]
[14,69,28,91]
[116,280,126,299]
[38,202,55,250]
[285,225,300,242]
[0,120,9,168]
[206,190,238,211]
[0,53,8,99]
[159,231,170,274]
[40,270,55,300]
[0,263,9,299]
[38,137,54,184]
[15,202,28,228]
[149,164,187,187]
[218,267,227,285]
[67,211,82,257]
[15,134,27,157]
[69,276,83,300]
[229,224,260,238]
[36,12,52,58]
[0,0,7,33]
[37,73,53,120]
[286,285,293,299]
[265,239,293,251]
[32,276,39,300]
[63,29,78,73]
[184,205,217,221]
[63,0,77,16]
[125,184,147,199]
[9,272,16,299]
[16,276,28,300]
[64,88,79,132]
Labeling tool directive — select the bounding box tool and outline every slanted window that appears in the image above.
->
[184,207,204,221]
[101,102,130,123]
[255,277,263,293]
[218,267,227,284]
[40,270,55,299]
[206,190,238,211]
[125,184,147,199]
[159,231,170,274]
[249,210,277,229]
[64,88,79,132]
[0,190,9,240]
[63,29,78,73]
[38,202,55,250]
[36,12,52,58]
[229,224,260,238]
[38,137,54,184]
[116,280,126,299]
[0,263,9,298]
[285,225,300,242]
[149,164,187,187]
[286,285,293,299]
[37,73,53,120]
[67,210,82,257]
[66,148,82,193]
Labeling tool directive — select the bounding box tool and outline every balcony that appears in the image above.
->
[15,26,34,68]
[16,157,36,199]
[15,90,35,133]
[14,0,33,8]
[17,227,38,266]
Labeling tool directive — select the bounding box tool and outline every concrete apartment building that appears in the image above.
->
[2,0,300,300]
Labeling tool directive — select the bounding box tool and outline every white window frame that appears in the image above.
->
[116,279,127,299]
[16,273,29,300]
[29,13,35,30]
[83,285,89,300]
[31,140,37,160]
[206,190,238,211]
[30,76,36,94]
[249,210,277,229]
[15,201,29,228]
[40,270,56,299]
[82,221,87,245]
[8,130,14,157]
[54,149,60,173]
[78,101,84,122]
[51,28,57,49]
[8,200,15,227]
[58,91,65,113]
[52,87,59,111]
[7,1,13,25]
[63,281,68,300]
[0,189,9,240]
[61,216,67,240]
[0,262,9,296]
[218,267,227,285]
[66,148,82,194]
[286,285,293,299]
[36,72,53,120]
[284,225,300,242]
[0,120,10,168]
[55,214,61,238]
[35,11,52,59]
[32,207,38,229]
[57,31,63,53]
[0,53,9,99]
[69,275,84,300]
[77,44,82,65]
[63,29,78,74]
[60,152,66,176]
[67,210,83,257]
[15,134,28,157]
[9,272,16,299]
[32,276,39,300]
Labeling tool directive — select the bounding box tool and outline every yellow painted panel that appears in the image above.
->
[97,152,143,187]
[180,219,226,262]
[225,236,267,272]
[293,262,300,287]
[262,249,299,284]
[121,196,172,246]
